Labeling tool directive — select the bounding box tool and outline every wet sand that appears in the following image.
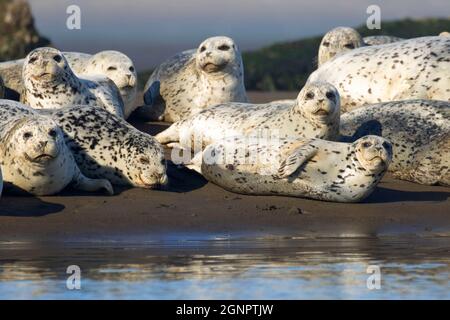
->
[0,92,449,242]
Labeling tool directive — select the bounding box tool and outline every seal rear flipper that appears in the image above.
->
[72,169,114,195]
[276,142,318,179]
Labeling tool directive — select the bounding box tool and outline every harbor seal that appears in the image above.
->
[318,27,365,67]
[64,51,138,118]
[340,100,450,186]
[0,100,113,195]
[440,31,450,37]
[156,81,340,153]
[187,135,392,202]
[21,48,125,117]
[44,105,168,189]
[0,50,137,116]
[140,36,248,122]
[317,27,404,66]
[309,36,450,112]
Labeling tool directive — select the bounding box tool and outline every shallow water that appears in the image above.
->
[0,237,449,299]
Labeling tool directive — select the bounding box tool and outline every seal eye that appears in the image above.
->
[322,41,330,47]
[23,132,33,139]
[362,141,372,148]
[218,44,230,51]
[200,46,206,53]
[107,66,117,71]
[326,91,335,100]
[29,56,38,64]
[48,129,57,138]
[53,55,62,63]
[344,43,355,49]
[140,157,150,165]
[129,66,135,72]
[306,92,315,100]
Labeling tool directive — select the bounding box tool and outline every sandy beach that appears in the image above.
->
[0,92,449,243]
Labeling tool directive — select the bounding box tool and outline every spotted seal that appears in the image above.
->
[64,51,138,118]
[310,36,450,112]
[44,105,168,189]
[139,36,248,122]
[0,100,113,195]
[340,99,450,186]
[186,135,392,202]
[317,27,404,67]
[21,48,125,117]
[156,81,340,152]
[0,50,137,116]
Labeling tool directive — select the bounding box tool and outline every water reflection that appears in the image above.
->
[0,238,449,299]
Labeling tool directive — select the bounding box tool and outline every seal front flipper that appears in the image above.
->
[277,142,318,179]
[72,165,114,195]
[155,121,182,144]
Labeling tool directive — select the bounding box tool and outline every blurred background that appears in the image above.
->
[1,0,449,90]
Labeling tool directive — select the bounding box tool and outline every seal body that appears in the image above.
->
[0,51,137,117]
[22,48,125,118]
[0,100,113,195]
[156,81,340,152]
[310,36,450,112]
[45,105,168,188]
[340,100,450,186]
[188,135,392,202]
[141,36,248,122]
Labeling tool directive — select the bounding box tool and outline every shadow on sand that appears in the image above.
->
[0,196,65,217]
[165,160,208,193]
[365,186,449,203]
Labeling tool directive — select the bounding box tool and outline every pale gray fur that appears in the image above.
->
[140,36,248,122]
[0,99,113,195]
[188,135,392,202]
[363,35,404,46]
[310,36,450,112]
[340,99,450,186]
[156,81,341,152]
